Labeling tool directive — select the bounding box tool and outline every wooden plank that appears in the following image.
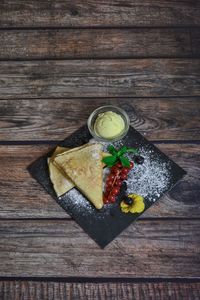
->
[0,59,199,99]
[191,28,200,56]
[1,281,200,300]
[0,28,192,59]
[0,1,200,28]
[0,143,199,219]
[0,219,199,277]
[0,98,199,141]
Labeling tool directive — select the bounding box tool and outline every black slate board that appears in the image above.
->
[28,125,186,248]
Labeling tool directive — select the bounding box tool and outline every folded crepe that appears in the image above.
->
[54,143,103,209]
[48,145,89,197]
[48,144,110,201]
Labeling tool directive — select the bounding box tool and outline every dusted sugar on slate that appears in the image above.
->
[126,147,171,202]
[64,188,110,222]
[64,188,94,215]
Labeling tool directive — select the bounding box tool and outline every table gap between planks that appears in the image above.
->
[0,1,200,299]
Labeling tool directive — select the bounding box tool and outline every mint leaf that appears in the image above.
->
[127,148,138,154]
[102,155,118,167]
[108,145,117,155]
[119,155,130,167]
[117,146,127,157]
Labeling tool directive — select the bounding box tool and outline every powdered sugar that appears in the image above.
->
[66,188,94,215]
[91,149,101,160]
[65,188,108,221]
[126,147,171,202]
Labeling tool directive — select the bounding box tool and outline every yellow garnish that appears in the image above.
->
[120,194,145,214]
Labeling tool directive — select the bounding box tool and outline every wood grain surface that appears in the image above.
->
[1,281,200,300]
[0,0,199,297]
[0,143,199,219]
[191,29,200,56]
[0,98,199,141]
[0,219,199,277]
[0,28,194,59]
[0,59,199,99]
[0,0,200,28]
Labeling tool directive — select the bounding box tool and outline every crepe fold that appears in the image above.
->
[48,143,109,209]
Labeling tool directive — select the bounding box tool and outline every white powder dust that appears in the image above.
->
[126,147,171,202]
[91,149,101,160]
[65,188,107,221]
[66,188,94,215]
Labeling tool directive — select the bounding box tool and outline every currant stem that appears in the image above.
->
[108,170,121,197]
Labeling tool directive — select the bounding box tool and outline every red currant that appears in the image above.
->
[120,173,128,180]
[114,178,122,187]
[105,188,112,196]
[107,174,115,181]
[106,179,113,186]
[104,191,109,197]
[121,167,129,175]
[115,180,123,187]
[108,195,116,203]
[116,162,122,168]
[111,166,119,174]
[129,161,134,169]
[111,187,120,195]
[103,195,109,204]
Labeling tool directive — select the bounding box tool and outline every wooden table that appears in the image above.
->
[0,1,200,299]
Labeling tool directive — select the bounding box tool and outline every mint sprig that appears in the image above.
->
[102,155,118,167]
[102,145,138,168]
[119,155,130,167]
[107,145,117,155]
